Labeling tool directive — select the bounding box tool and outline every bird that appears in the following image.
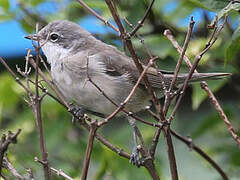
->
[25,20,230,166]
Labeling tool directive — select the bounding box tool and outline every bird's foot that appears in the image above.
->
[68,104,86,124]
[130,146,141,167]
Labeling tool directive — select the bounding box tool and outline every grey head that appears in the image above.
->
[25,20,100,64]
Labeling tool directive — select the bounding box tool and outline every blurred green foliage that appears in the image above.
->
[0,0,240,179]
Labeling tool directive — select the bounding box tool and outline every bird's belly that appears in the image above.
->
[51,68,151,116]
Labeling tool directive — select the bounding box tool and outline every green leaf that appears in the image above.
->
[20,19,35,33]
[0,73,21,109]
[0,0,10,11]
[18,0,44,6]
[197,0,229,11]
[216,1,240,20]
[225,26,240,64]
[0,14,12,22]
[182,0,211,11]
[210,1,240,26]
[192,79,227,110]
[0,102,2,125]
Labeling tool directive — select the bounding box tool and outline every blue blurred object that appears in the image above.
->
[0,0,213,59]
[0,16,116,59]
[0,20,33,58]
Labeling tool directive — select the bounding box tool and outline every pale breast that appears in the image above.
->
[50,57,151,116]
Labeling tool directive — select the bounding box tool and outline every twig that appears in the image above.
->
[201,82,240,147]
[129,0,155,36]
[85,56,161,128]
[29,57,69,108]
[29,56,132,160]
[0,57,32,96]
[0,129,21,177]
[35,157,74,180]
[80,120,131,159]
[105,0,163,119]
[76,0,119,32]
[164,21,240,148]
[2,157,24,180]
[18,1,47,27]
[163,17,195,114]
[26,168,35,180]
[81,120,98,180]
[96,56,159,127]
[168,16,227,124]
[163,128,178,180]
[32,33,51,180]
[124,18,169,162]
[50,167,74,180]
[170,130,229,180]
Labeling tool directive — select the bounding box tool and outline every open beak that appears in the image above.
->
[24,34,39,41]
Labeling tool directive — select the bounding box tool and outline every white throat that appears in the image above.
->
[41,41,72,66]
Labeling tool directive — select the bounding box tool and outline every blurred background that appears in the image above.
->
[0,0,240,179]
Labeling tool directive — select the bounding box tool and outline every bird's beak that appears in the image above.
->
[24,34,39,41]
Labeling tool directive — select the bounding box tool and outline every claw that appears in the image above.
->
[68,104,85,124]
[130,147,141,167]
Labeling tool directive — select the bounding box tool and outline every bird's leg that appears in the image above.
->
[68,103,86,124]
[128,116,141,167]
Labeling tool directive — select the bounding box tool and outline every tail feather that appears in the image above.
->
[148,72,231,89]
[186,72,231,83]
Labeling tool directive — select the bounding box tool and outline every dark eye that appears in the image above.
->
[50,33,59,42]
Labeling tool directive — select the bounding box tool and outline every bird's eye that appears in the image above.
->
[50,33,59,42]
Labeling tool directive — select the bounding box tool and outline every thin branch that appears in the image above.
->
[124,17,168,161]
[81,120,98,180]
[76,0,119,32]
[29,56,132,160]
[2,157,24,180]
[96,56,159,127]
[0,57,32,96]
[164,21,240,148]
[29,57,69,108]
[168,16,227,124]
[80,120,131,159]
[129,0,155,36]
[50,167,74,180]
[0,129,21,177]
[163,127,178,180]
[170,130,229,180]
[32,34,51,180]
[105,0,163,120]
[85,56,161,128]
[35,157,74,180]
[200,82,240,147]
[163,17,195,114]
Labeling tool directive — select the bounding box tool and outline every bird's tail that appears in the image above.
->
[176,72,231,84]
